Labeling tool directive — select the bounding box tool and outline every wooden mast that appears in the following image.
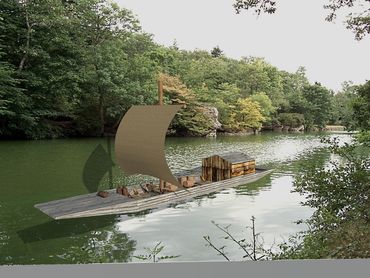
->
[158,79,164,106]
[158,78,165,193]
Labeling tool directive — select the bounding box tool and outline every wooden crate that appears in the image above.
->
[202,153,256,182]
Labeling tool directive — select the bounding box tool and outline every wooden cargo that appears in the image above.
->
[201,152,256,182]
[178,176,197,188]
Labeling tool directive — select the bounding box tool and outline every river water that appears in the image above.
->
[0,132,351,264]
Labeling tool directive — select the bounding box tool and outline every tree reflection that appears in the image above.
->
[14,215,136,264]
[60,229,136,263]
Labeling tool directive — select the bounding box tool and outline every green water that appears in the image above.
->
[0,132,351,264]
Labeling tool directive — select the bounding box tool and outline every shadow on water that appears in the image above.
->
[17,215,119,243]
[82,143,114,193]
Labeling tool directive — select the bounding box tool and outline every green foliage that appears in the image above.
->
[350,80,370,131]
[0,7,34,138]
[296,137,369,223]
[234,0,277,15]
[233,0,370,40]
[301,82,332,130]
[161,73,214,136]
[250,92,276,121]
[275,80,370,259]
[0,0,155,138]
[278,113,305,128]
[0,0,347,139]
[330,80,370,132]
[235,98,265,131]
[355,131,370,147]
[329,81,357,126]
[276,136,370,259]
[280,67,310,114]
[211,46,223,58]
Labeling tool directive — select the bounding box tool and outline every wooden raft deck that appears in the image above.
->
[35,168,273,220]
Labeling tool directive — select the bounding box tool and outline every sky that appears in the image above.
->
[116,0,370,92]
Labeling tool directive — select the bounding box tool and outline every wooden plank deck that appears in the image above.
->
[35,168,273,220]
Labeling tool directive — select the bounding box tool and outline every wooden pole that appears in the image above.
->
[158,79,164,105]
[158,78,165,193]
[107,136,113,189]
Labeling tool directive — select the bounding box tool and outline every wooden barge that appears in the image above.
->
[35,167,273,220]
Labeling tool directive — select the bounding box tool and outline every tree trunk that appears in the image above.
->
[98,94,105,137]
[113,113,124,130]
[19,8,31,71]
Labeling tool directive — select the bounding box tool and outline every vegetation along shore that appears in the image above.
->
[1,0,368,139]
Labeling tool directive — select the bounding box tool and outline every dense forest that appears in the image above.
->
[0,0,368,140]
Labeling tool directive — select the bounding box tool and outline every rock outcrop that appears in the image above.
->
[200,106,222,137]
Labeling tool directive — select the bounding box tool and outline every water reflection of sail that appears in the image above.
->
[115,105,182,186]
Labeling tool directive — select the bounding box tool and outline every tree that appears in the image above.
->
[182,53,229,90]
[233,0,370,40]
[302,82,332,130]
[250,92,276,121]
[0,14,32,137]
[211,46,223,58]
[235,98,266,133]
[351,80,370,131]
[0,0,72,138]
[329,81,357,126]
[170,39,179,51]
[278,113,305,128]
[280,67,310,114]
[160,73,214,136]
[234,58,285,109]
[77,0,141,136]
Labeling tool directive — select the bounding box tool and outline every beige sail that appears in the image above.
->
[115,105,182,186]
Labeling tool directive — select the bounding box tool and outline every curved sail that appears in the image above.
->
[115,105,182,186]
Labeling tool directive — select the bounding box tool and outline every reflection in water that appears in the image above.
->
[0,133,351,264]
[17,215,121,243]
[11,215,136,264]
[59,228,136,264]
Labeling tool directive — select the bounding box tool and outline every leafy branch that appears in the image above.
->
[133,242,180,263]
[233,0,370,40]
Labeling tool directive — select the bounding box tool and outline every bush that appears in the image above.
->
[276,136,370,259]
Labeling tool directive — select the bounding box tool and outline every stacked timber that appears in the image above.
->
[116,185,146,198]
[97,191,109,198]
[201,152,256,182]
[163,182,178,192]
[231,161,256,177]
[178,176,197,188]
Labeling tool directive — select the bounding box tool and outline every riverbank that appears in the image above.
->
[324,125,345,131]
[1,126,352,141]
